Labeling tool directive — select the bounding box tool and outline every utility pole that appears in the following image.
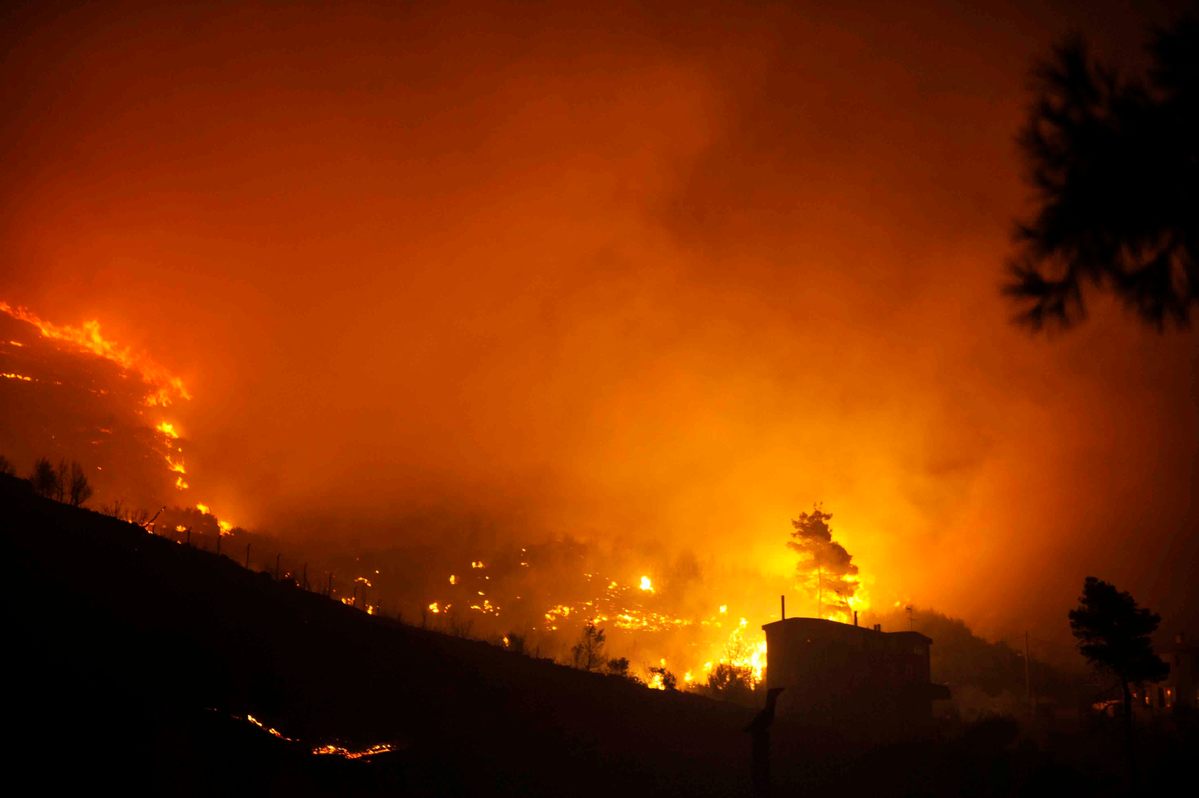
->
[244,542,251,569]
[1024,631,1034,717]
[274,553,281,581]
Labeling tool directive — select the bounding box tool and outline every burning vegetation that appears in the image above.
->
[0,301,237,533]
[0,299,888,705]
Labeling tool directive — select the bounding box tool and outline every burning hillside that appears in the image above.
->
[0,299,894,691]
[0,301,235,532]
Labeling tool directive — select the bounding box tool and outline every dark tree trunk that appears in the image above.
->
[1121,679,1137,789]
[750,728,770,798]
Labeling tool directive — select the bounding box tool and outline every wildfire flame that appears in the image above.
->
[4,298,886,699]
[1,301,238,534]
[0,301,190,404]
[239,713,396,759]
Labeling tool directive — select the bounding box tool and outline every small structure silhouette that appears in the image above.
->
[745,687,784,798]
[762,616,949,733]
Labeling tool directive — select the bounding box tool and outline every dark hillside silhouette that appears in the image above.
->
[3,472,757,796]
[4,472,1196,796]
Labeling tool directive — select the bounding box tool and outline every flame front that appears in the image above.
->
[1,301,238,534]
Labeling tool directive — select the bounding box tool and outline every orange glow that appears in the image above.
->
[4,2,1198,659]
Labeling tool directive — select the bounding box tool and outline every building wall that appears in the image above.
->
[1129,639,1197,712]
[763,617,943,730]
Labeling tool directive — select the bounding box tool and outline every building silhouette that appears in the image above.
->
[763,616,950,731]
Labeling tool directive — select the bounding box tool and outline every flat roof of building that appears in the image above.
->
[762,616,933,644]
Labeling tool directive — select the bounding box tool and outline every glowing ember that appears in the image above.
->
[245,713,296,742]
[422,562,780,689]
[238,713,395,759]
[311,743,396,759]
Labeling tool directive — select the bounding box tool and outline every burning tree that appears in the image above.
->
[704,663,755,706]
[788,505,859,619]
[648,665,678,691]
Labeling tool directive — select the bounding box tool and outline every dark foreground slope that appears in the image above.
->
[1,474,752,797]
[7,475,1197,798]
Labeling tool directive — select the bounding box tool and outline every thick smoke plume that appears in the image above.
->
[1,1,1197,651]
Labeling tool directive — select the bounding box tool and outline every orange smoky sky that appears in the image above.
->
[1,0,1196,645]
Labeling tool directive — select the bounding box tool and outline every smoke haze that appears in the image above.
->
[2,1,1197,650]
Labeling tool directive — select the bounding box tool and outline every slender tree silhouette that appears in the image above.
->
[30,457,60,498]
[788,505,858,618]
[1007,18,1199,330]
[67,460,93,507]
[570,620,606,671]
